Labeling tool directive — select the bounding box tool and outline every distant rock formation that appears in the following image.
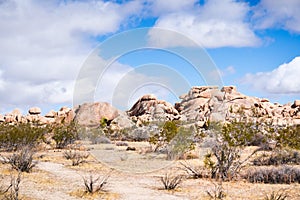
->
[127,94,181,125]
[176,86,300,126]
[1,85,300,128]
[1,106,74,125]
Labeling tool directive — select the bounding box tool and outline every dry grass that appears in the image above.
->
[0,143,300,199]
[69,189,120,200]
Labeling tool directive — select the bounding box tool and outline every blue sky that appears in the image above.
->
[0,0,300,114]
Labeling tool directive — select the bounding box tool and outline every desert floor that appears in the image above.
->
[1,142,300,200]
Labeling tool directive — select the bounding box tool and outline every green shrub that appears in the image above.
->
[149,120,179,151]
[275,125,300,150]
[149,121,198,159]
[0,123,46,151]
[166,126,195,160]
[52,122,78,149]
[204,121,259,181]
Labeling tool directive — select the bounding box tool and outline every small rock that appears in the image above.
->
[126,146,136,151]
[29,107,41,115]
[221,86,237,94]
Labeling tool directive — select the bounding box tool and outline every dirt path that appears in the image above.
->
[34,161,187,200]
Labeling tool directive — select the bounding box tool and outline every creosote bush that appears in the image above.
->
[160,173,183,190]
[275,125,300,150]
[204,121,259,181]
[0,123,46,151]
[52,122,79,149]
[149,120,200,160]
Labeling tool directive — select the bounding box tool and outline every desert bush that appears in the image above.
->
[100,117,109,128]
[52,122,79,149]
[63,150,89,166]
[245,166,300,184]
[160,173,183,190]
[82,174,109,194]
[206,182,226,200]
[253,150,300,166]
[149,120,179,152]
[204,121,259,181]
[166,126,196,160]
[275,125,300,150]
[149,121,198,160]
[0,172,21,200]
[0,123,46,151]
[264,190,288,200]
[2,147,36,173]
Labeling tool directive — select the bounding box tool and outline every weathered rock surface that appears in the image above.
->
[176,86,300,126]
[127,94,180,123]
[74,102,120,127]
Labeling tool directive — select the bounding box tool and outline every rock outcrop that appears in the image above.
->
[176,86,300,126]
[74,102,120,127]
[127,94,181,124]
[1,85,300,128]
[1,106,74,125]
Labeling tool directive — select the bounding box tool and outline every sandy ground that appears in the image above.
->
[1,143,300,200]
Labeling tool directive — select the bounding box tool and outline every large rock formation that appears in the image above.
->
[176,86,300,126]
[74,102,120,127]
[1,85,299,128]
[127,94,181,125]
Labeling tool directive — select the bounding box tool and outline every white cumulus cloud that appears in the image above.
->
[0,0,142,113]
[148,0,260,48]
[242,56,300,94]
[253,0,300,33]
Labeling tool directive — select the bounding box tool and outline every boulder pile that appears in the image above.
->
[1,86,300,127]
[127,94,181,125]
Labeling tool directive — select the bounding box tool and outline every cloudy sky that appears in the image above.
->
[0,0,300,114]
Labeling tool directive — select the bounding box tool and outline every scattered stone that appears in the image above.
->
[126,146,136,151]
